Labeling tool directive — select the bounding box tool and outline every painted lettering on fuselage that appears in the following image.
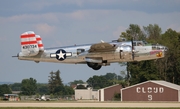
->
[22,45,37,49]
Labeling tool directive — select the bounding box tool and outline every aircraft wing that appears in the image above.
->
[89,42,117,52]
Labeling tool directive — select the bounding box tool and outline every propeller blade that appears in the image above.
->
[131,38,135,60]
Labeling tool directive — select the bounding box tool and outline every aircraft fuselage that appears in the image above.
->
[18,41,166,67]
[17,31,167,70]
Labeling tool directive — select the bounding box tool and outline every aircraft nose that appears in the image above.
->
[161,45,168,51]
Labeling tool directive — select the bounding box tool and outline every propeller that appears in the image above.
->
[131,38,135,60]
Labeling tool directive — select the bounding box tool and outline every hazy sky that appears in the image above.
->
[0,0,180,83]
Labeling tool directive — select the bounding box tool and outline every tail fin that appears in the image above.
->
[36,35,44,51]
[20,31,44,56]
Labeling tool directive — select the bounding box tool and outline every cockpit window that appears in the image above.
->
[137,42,143,46]
[133,41,144,46]
[152,44,167,51]
[133,42,136,46]
[77,49,85,55]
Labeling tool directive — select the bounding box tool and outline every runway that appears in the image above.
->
[1,102,180,108]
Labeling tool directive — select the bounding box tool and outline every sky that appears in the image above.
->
[0,0,180,84]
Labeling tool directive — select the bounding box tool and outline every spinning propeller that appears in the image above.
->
[131,38,135,60]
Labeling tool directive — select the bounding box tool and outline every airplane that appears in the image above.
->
[14,31,167,70]
[36,95,50,101]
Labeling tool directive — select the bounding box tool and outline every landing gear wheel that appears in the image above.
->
[87,62,102,70]
[92,65,102,70]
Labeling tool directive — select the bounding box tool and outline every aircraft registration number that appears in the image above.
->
[23,45,37,49]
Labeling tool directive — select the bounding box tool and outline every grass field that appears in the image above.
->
[1,101,180,109]
[0,107,180,109]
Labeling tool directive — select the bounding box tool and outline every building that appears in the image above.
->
[12,91,21,94]
[75,84,122,101]
[3,94,20,101]
[121,80,180,102]
[99,84,122,101]
[75,87,98,100]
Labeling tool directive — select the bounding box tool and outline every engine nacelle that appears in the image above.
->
[85,57,102,63]
[120,45,132,52]
[119,45,133,60]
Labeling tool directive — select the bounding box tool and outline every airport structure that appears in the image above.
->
[75,87,98,100]
[121,80,180,102]
[75,80,180,102]
[75,84,122,101]
[3,94,20,101]
[98,84,122,101]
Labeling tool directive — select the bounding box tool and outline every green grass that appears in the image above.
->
[0,107,180,109]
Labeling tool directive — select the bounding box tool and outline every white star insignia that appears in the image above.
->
[57,50,65,59]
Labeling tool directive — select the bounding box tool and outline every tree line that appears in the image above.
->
[120,24,180,85]
[0,72,125,96]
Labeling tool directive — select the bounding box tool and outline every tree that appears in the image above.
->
[63,85,74,95]
[48,71,55,93]
[86,73,124,89]
[113,92,121,101]
[119,24,163,85]
[86,75,110,89]
[54,70,63,86]
[119,24,180,85]
[69,80,85,86]
[143,24,162,42]
[104,73,117,80]
[21,78,37,95]
[36,83,49,95]
[128,60,159,85]
[48,70,75,96]
[120,24,145,40]
[9,83,21,91]
[48,70,63,94]
[54,85,65,96]
[159,29,180,84]
[0,84,12,96]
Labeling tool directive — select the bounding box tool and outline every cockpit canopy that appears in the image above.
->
[133,41,147,46]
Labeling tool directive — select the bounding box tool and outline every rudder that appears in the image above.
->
[36,35,44,51]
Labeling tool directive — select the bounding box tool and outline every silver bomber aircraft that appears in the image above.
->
[15,31,167,70]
